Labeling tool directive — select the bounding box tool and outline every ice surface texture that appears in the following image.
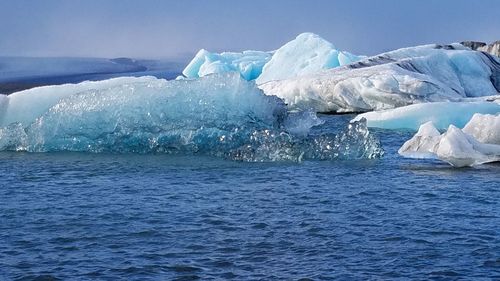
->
[0,74,382,161]
[182,50,271,81]
[399,114,500,167]
[462,113,500,144]
[255,33,362,84]
[260,44,500,113]
[353,101,500,130]
[0,77,152,127]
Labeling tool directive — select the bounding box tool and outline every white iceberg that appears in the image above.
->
[182,49,271,80]
[259,44,500,113]
[255,33,363,84]
[399,114,500,167]
[352,101,500,130]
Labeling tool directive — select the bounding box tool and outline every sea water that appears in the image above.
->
[1,115,499,280]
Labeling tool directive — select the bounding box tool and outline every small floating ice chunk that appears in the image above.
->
[397,121,441,159]
[399,116,500,167]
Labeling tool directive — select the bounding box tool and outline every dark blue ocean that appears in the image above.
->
[1,115,499,280]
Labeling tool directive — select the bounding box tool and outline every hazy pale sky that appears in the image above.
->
[0,0,499,59]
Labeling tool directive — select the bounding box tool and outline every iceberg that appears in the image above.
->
[259,44,500,113]
[352,101,500,130]
[0,73,383,161]
[399,114,500,167]
[255,33,363,84]
[181,33,362,82]
[181,49,271,80]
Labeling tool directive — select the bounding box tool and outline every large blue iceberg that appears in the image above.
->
[181,33,362,82]
[0,74,383,161]
[260,44,500,113]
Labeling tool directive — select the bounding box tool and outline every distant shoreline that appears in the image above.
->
[0,70,181,95]
[0,57,184,95]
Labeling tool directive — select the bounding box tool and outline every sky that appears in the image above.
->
[0,0,499,60]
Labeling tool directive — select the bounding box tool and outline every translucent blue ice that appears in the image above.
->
[353,101,500,130]
[181,33,363,83]
[256,33,363,84]
[0,74,383,161]
[182,49,271,80]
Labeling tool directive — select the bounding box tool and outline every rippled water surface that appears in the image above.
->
[1,115,499,280]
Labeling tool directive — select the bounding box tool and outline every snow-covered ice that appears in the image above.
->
[181,34,500,114]
[259,44,500,113]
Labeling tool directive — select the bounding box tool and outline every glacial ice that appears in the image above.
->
[0,77,157,127]
[463,113,500,144]
[182,49,271,80]
[181,33,362,82]
[399,115,500,167]
[352,101,500,130]
[0,74,383,161]
[397,122,442,159]
[259,44,500,113]
[255,33,363,84]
